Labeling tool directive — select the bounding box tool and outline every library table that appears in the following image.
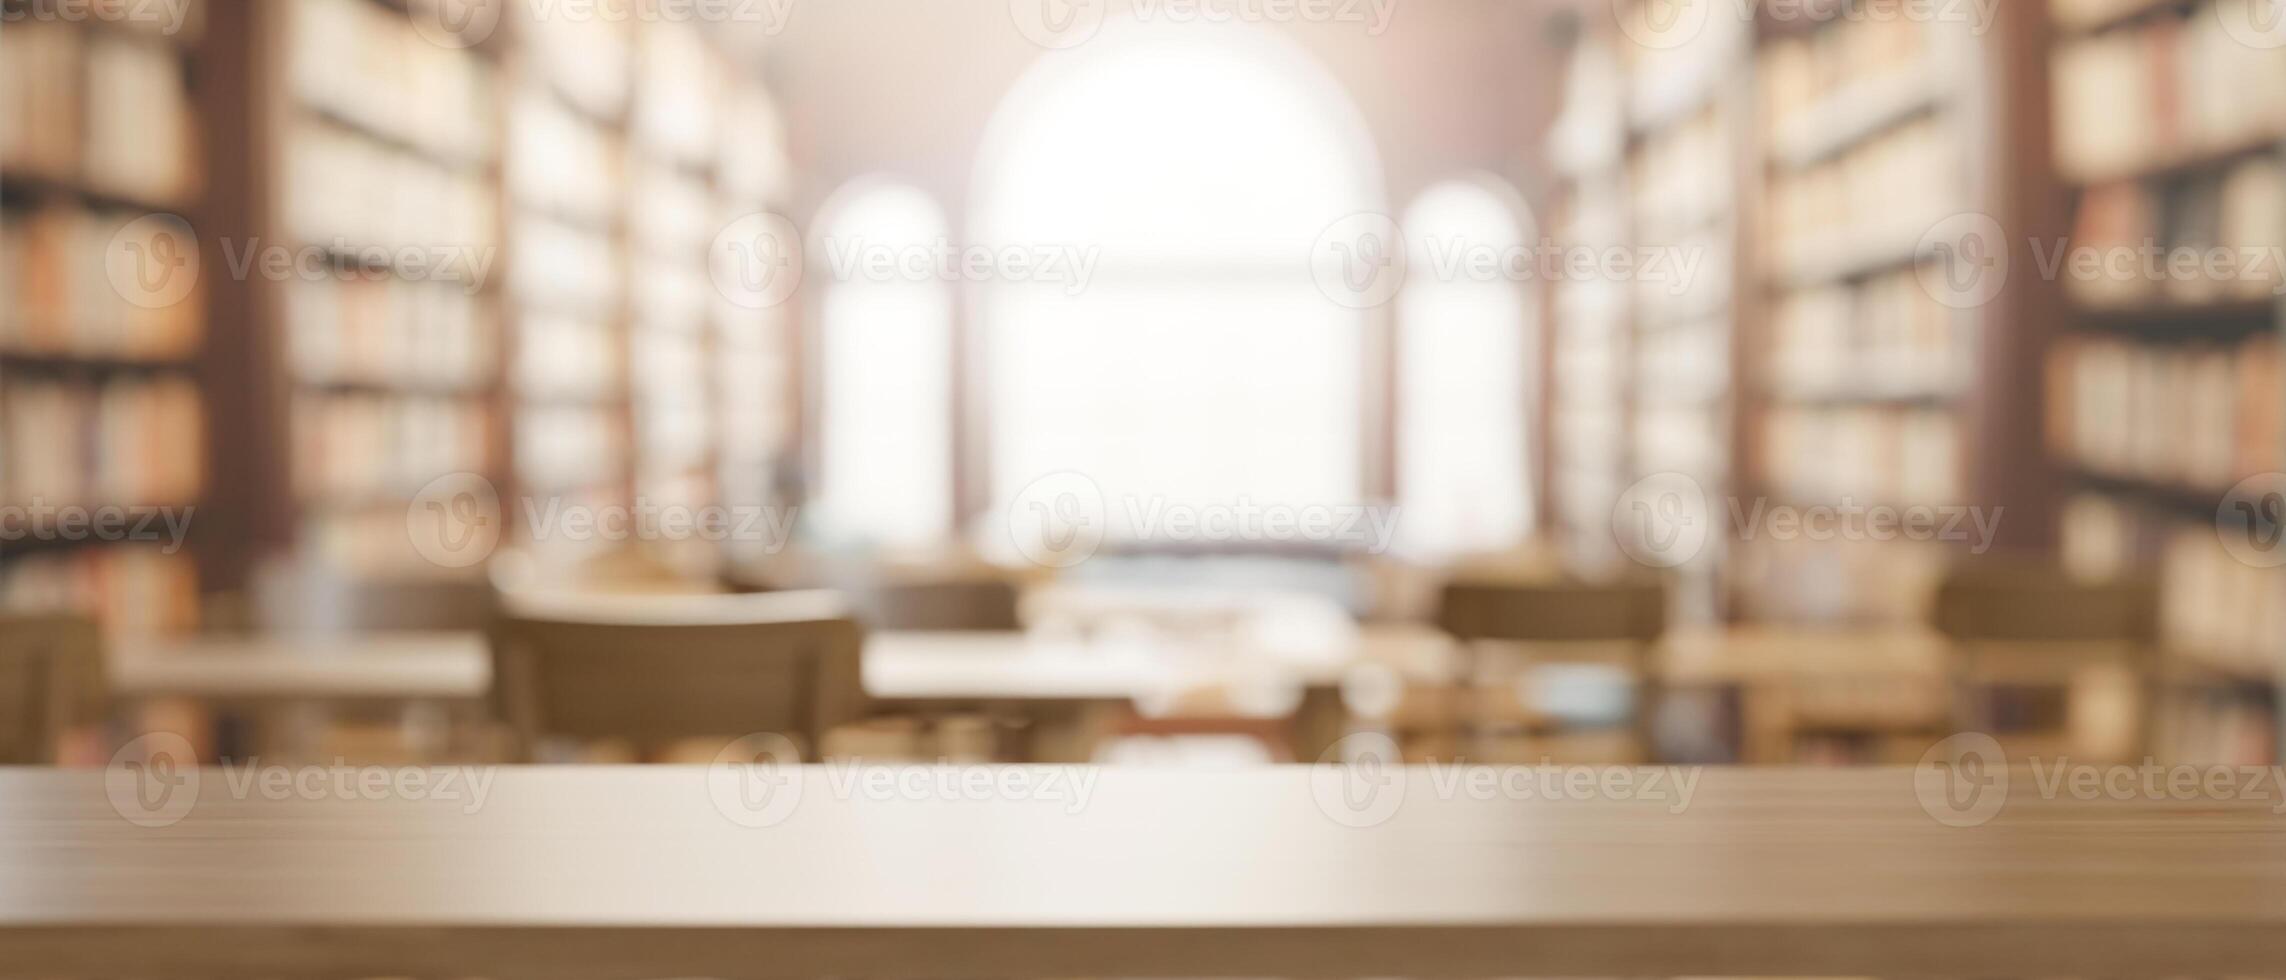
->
[3,766,2284,978]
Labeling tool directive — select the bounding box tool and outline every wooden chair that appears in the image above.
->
[1433,578,1667,762]
[1933,562,2162,762]
[0,614,105,765]
[488,592,867,762]
[854,578,1022,631]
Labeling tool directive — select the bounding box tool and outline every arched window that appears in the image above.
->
[1395,179,1536,558]
[810,180,953,548]
[973,21,1383,545]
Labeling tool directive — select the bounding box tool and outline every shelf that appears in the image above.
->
[2053,0,2200,36]
[295,375,494,398]
[297,103,492,173]
[1774,235,1933,289]
[1771,70,1948,171]
[2066,129,2285,187]
[0,349,200,374]
[0,171,191,215]
[2068,297,2281,338]
[1762,377,1965,407]
[2066,466,2232,520]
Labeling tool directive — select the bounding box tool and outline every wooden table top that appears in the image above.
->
[4,765,2283,977]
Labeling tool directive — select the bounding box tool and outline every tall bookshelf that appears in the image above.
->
[273,0,504,582]
[1739,5,1992,623]
[1546,20,1633,576]
[0,3,208,635]
[505,5,635,564]
[713,72,798,568]
[2045,0,2286,762]
[1615,0,1754,623]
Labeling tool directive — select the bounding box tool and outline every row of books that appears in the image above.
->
[508,92,624,229]
[0,546,200,636]
[1769,266,1965,398]
[1628,106,1731,244]
[289,391,491,505]
[1767,116,1962,277]
[2048,333,2284,493]
[0,20,199,206]
[290,0,495,164]
[1,377,205,507]
[2069,156,2286,308]
[283,122,499,257]
[2053,0,2286,182]
[283,274,494,391]
[0,205,203,360]
[1762,8,1933,128]
[2062,493,2283,684]
[517,404,630,495]
[1760,405,1964,507]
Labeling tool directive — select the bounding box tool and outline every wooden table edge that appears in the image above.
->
[5,920,2281,978]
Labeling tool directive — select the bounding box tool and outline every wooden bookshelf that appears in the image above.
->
[2045,0,2286,762]
[1737,7,1993,625]
[1621,0,1754,624]
[0,1,209,636]
[1545,18,1634,576]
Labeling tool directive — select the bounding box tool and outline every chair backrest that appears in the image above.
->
[488,592,865,761]
[856,579,1022,631]
[0,614,104,765]
[1933,563,2159,645]
[1435,579,1667,644]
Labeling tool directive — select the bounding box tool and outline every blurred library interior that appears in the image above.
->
[0,0,2283,775]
